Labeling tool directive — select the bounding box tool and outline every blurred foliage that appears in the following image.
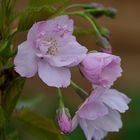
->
[14,108,69,140]
[18,6,55,31]
[3,77,25,117]
[29,0,69,7]
[14,85,140,140]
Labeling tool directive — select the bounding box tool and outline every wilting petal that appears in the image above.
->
[100,89,130,113]
[14,41,37,77]
[38,61,71,88]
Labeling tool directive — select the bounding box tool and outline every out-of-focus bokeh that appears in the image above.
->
[16,0,140,140]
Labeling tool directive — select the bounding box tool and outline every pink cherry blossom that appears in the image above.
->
[72,87,130,140]
[79,52,122,88]
[14,15,87,88]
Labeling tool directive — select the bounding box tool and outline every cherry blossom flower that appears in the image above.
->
[14,15,87,87]
[79,52,122,88]
[72,87,130,140]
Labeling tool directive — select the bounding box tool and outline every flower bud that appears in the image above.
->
[83,3,104,18]
[83,3,117,19]
[56,107,72,134]
[97,36,112,54]
[79,52,122,88]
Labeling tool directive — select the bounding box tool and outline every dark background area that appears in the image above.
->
[15,0,140,140]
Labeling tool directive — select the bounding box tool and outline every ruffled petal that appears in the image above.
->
[100,88,130,113]
[14,41,37,77]
[79,119,93,140]
[91,128,107,140]
[45,15,74,36]
[92,109,122,132]
[48,36,87,67]
[78,101,108,120]
[38,61,71,87]
[87,124,107,140]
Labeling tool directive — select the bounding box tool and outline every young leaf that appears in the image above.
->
[15,108,69,140]
[18,6,55,31]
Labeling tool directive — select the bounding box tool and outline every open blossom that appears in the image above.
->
[79,52,122,88]
[72,87,130,140]
[14,15,87,88]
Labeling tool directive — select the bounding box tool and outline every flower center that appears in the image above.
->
[47,46,58,55]
[37,36,58,55]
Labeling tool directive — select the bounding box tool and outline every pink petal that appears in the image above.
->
[91,128,107,140]
[38,61,71,87]
[27,23,38,42]
[79,119,93,140]
[14,41,37,77]
[71,115,79,131]
[78,101,108,120]
[86,123,107,140]
[92,109,122,132]
[48,36,87,67]
[32,15,73,37]
[100,89,130,113]
[46,15,74,35]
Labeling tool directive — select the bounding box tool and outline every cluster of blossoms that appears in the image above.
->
[14,15,130,140]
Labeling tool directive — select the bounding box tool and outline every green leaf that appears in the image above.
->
[18,6,55,31]
[29,0,69,7]
[0,40,9,54]
[3,77,25,117]
[15,108,69,140]
[16,95,46,109]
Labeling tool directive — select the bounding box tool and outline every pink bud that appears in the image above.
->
[79,52,122,88]
[56,108,72,134]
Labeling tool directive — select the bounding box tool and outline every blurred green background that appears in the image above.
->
[15,0,140,140]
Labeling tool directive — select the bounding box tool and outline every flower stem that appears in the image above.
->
[81,14,101,37]
[57,88,64,108]
[71,81,88,100]
[64,4,89,10]
[61,10,101,37]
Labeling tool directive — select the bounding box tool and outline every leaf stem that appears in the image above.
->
[71,81,88,100]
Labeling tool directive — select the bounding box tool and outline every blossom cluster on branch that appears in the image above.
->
[14,15,130,140]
